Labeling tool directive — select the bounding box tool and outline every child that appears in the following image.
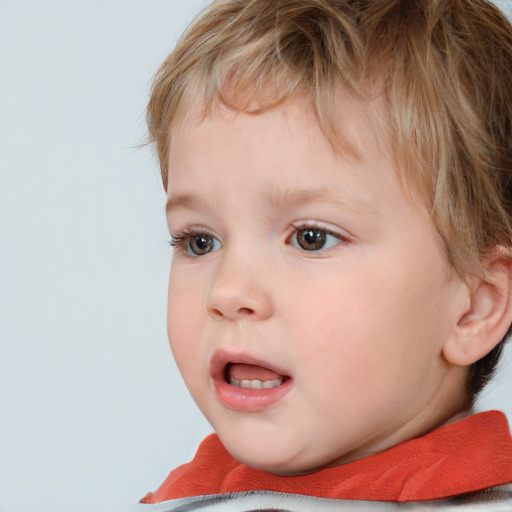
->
[138,0,512,509]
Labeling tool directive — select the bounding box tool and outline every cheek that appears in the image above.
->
[167,266,204,325]
[285,266,437,386]
[167,272,205,372]
[284,277,376,378]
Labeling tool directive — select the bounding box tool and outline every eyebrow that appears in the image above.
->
[166,187,379,218]
[261,186,380,218]
[166,193,202,215]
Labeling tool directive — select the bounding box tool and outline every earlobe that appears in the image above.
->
[443,251,512,367]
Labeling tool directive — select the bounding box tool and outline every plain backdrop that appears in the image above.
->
[1,1,511,511]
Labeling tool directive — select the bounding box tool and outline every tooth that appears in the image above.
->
[230,376,240,386]
[227,375,285,389]
[232,378,283,389]
[239,379,264,389]
[262,378,282,389]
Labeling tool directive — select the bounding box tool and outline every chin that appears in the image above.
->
[234,455,303,476]
[219,435,318,476]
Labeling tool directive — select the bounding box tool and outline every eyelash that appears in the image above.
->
[168,223,349,256]
[168,227,216,252]
[291,223,348,243]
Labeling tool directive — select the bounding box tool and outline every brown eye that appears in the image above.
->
[188,234,215,255]
[296,228,326,250]
[292,226,343,252]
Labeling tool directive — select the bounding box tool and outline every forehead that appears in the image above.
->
[168,94,390,178]
[166,95,422,222]
[166,98,434,233]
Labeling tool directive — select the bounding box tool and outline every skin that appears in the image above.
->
[165,97,469,476]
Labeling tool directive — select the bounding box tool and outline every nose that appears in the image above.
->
[205,254,274,322]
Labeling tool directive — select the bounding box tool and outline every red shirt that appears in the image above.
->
[142,410,512,503]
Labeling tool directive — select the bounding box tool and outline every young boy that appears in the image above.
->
[138,0,512,509]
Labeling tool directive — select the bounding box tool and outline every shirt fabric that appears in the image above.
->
[138,410,512,511]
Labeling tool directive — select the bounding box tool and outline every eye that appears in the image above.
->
[290,226,344,252]
[187,233,219,256]
[170,229,222,256]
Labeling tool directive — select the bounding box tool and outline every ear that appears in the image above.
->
[443,249,512,367]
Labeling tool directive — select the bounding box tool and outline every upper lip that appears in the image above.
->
[210,349,291,382]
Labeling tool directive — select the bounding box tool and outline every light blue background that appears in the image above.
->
[1,1,511,511]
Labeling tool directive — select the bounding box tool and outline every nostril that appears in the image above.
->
[209,308,224,319]
[207,306,255,320]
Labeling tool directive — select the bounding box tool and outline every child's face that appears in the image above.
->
[165,98,467,475]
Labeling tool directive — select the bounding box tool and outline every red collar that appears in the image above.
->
[143,410,512,503]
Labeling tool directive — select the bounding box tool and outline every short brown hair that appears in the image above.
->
[147,0,512,399]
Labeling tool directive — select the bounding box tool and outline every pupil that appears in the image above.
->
[190,235,213,255]
[299,229,326,250]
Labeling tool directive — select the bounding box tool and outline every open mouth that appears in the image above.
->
[224,362,289,390]
[211,352,293,411]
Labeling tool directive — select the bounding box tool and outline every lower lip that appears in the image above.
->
[213,378,292,412]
